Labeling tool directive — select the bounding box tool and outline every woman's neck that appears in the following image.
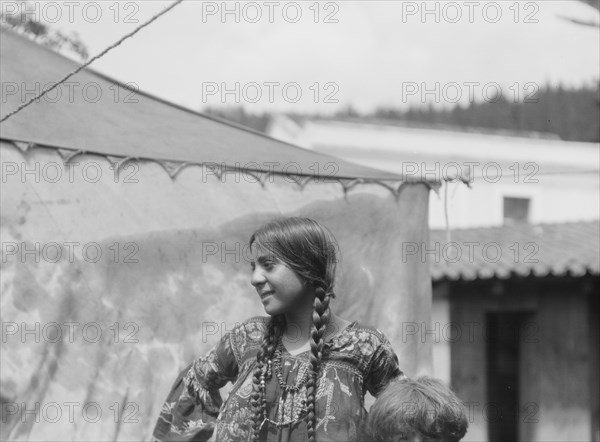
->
[283,309,313,346]
[281,308,349,352]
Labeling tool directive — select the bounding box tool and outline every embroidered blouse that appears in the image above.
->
[153,316,405,442]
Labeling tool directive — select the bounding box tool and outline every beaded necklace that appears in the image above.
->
[258,340,310,430]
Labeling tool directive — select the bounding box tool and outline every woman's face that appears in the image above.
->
[250,246,311,316]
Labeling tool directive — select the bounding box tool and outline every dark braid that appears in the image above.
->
[306,287,333,442]
[251,315,284,441]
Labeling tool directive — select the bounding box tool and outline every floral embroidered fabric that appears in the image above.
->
[153,317,405,442]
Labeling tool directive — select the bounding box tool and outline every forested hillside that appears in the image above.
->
[205,83,600,142]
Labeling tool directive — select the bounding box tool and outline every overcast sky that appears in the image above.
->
[11,1,600,113]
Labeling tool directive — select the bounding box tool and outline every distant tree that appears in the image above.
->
[205,83,600,143]
[579,0,599,11]
[370,83,600,142]
[202,106,272,133]
[563,0,600,26]
[335,104,361,118]
[0,1,88,61]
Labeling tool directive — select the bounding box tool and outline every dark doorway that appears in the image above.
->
[590,291,599,442]
[486,312,531,442]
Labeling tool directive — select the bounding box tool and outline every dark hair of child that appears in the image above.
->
[365,376,468,442]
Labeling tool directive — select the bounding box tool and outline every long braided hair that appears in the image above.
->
[249,217,338,442]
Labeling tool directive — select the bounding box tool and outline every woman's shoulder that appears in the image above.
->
[234,315,269,330]
[227,316,269,363]
[326,320,394,360]
[342,321,405,386]
[228,316,269,341]
[348,320,393,346]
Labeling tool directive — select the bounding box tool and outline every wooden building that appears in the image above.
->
[430,221,599,442]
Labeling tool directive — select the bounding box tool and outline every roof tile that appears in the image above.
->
[430,221,600,281]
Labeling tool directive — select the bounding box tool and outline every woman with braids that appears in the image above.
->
[153,217,406,442]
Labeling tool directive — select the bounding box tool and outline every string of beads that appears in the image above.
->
[257,341,310,430]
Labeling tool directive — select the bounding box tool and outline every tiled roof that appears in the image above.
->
[429,221,600,281]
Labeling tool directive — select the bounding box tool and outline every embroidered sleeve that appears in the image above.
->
[152,332,239,441]
[364,336,405,397]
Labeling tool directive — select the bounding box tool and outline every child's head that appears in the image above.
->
[249,217,338,294]
[366,376,468,442]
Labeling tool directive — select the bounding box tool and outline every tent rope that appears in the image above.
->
[444,181,451,245]
[0,0,184,124]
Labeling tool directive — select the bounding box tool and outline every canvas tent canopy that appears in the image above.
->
[1,29,436,441]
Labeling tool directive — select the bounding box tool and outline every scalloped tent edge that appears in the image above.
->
[0,29,445,199]
[2,139,443,199]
